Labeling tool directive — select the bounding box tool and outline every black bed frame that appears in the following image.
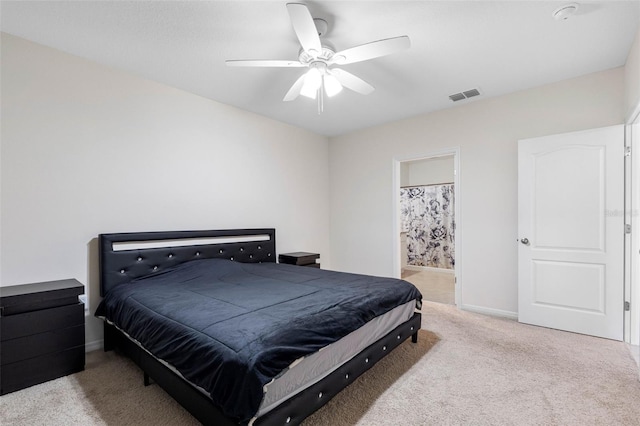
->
[99,229,421,426]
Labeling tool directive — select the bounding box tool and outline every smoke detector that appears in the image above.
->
[553,3,579,20]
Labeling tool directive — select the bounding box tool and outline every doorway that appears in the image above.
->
[393,149,460,306]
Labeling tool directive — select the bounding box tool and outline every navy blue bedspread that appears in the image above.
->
[95,258,421,423]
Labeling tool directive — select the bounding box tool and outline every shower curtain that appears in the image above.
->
[400,184,455,269]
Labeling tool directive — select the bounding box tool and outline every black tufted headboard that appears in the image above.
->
[99,229,276,296]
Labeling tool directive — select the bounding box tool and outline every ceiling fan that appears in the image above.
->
[226,3,410,112]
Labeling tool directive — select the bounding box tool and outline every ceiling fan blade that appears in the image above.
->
[330,36,411,65]
[226,59,304,68]
[283,73,307,101]
[286,3,322,56]
[331,69,374,95]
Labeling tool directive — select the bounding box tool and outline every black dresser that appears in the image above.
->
[0,279,85,395]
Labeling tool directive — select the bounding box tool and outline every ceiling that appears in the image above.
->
[1,1,639,137]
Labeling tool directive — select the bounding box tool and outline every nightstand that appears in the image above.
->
[0,279,85,395]
[279,252,320,268]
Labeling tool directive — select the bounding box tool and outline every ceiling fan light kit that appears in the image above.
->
[300,63,343,99]
[226,2,411,113]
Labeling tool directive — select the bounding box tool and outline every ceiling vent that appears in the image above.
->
[449,88,481,102]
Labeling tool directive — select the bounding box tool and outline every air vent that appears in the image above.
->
[449,88,481,102]
[463,89,480,98]
[448,93,466,102]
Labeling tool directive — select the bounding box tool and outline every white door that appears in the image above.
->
[518,125,624,340]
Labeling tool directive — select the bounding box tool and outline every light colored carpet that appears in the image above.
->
[2,302,639,425]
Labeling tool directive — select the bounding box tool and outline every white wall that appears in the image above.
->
[0,33,330,349]
[400,163,410,187]
[406,156,454,187]
[625,28,640,122]
[329,67,624,316]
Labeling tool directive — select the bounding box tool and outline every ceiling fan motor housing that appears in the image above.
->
[298,46,335,65]
[313,18,328,37]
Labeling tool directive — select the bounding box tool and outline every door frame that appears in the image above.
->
[626,101,640,348]
[392,147,462,307]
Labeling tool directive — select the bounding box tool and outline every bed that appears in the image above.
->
[96,229,422,425]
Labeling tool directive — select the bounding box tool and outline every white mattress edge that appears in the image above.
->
[256,300,419,416]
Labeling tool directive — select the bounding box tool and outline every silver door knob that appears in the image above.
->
[520,238,529,245]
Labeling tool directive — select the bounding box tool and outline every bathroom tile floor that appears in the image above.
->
[402,268,455,305]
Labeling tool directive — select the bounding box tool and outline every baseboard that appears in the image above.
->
[85,339,103,353]
[461,304,518,320]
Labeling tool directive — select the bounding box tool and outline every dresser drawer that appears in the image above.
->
[0,303,84,341]
[0,346,85,395]
[0,279,83,316]
[0,279,85,395]
[0,324,85,365]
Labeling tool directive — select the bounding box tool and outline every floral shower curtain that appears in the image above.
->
[400,184,455,269]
